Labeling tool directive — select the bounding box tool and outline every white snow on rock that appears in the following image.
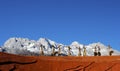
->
[0,47,2,52]
[0,37,120,56]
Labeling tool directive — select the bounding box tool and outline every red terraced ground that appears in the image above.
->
[0,52,120,71]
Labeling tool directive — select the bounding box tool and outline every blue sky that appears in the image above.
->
[0,0,120,50]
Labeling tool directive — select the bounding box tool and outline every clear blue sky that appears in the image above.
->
[0,0,120,50]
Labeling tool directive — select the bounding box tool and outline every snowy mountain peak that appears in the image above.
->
[1,37,120,56]
[88,42,108,49]
[70,41,83,48]
[71,41,80,46]
[37,38,50,48]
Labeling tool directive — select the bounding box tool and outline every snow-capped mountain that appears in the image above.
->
[0,37,120,56]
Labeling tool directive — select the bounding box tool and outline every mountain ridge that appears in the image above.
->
[0,37,120,56]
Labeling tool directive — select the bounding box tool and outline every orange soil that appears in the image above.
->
[0,52,120,71]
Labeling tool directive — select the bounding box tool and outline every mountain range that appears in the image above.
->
[0,37,120,56]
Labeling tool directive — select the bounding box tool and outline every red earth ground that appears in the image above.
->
[0,52,120,71]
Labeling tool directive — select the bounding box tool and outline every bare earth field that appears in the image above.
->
[0,52,120,71]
